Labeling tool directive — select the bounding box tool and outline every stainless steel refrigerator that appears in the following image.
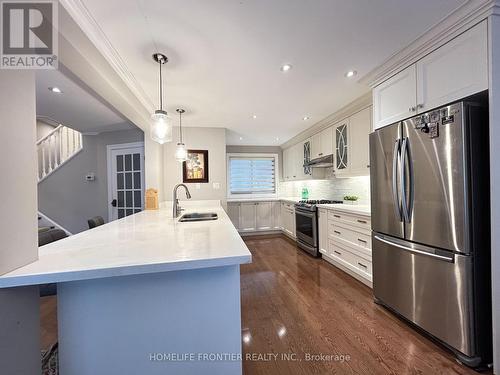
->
[369,97,492,368]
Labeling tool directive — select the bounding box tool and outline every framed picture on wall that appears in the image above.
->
[183,150,209,183]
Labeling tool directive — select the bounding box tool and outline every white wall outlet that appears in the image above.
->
[212,182,220,190]
[195,183,201,190]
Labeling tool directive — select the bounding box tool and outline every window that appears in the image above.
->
[227,153,278,198]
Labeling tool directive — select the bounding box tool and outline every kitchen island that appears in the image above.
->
[0,201,251,375]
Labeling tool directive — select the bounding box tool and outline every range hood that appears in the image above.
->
[304,154,334,168]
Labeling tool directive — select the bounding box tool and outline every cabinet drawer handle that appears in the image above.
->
[334,250,342,255]
[333,214,341,218]
[358,262,367,269]
[334,230,341,235]
[357,238,367,243]
[357,219,367,224]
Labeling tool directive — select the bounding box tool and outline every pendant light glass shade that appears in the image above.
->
[175,142,187,161]
[150,110,172,144]
[150,53,172,144]
[175,108,187,162]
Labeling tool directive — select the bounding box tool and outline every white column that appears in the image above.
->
[0,70,40,374]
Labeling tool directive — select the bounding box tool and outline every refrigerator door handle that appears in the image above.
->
[374,234,454,262]
[392,139,403,221]
[401,137,413,222]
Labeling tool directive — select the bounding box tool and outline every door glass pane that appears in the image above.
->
[118,209,125,219]
[134,209,141,213]
[134,172,141,189]
[117,173,124,189]
[117,191,124,207]
[126,191,133,207]
[125,173,132,189]
[134,191,142,208]
[117,155,124,172]
[126,209,134,216]
[125,154,132,171]
[133,153,140,171]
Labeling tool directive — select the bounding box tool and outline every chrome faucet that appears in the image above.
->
[173,183,192,218]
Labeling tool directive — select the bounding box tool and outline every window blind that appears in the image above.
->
[229,156,276,195]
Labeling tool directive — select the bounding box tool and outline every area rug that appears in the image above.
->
[41,342,58,375]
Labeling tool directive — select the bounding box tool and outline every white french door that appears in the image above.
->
[107,142,145,221]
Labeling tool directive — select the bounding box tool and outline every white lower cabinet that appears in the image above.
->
[239,203,257,232]
[281,202,296,239]
[256,202,273,230]
[227,201,289,234]
[319,207,372,287]
[318,208,328,255]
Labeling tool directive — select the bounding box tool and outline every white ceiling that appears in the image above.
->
[79,0,466,145]
[36,67,137,133]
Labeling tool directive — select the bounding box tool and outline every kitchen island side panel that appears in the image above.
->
[57,265,242,375]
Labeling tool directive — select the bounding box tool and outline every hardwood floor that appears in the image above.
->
[40,295,57,350]
[241,235,480,375]
[39,234,484,373]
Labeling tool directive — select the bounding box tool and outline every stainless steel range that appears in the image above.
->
[294,200,342,257]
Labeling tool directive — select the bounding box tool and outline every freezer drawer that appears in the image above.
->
[372,233,474,357]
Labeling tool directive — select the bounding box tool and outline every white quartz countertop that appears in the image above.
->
[317,203,371,216]
[0,202,252,288]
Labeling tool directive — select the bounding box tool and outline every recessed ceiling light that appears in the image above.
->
[252,115,257,119]
[48,87,62,93]
[345,70,357,78]
[275,137,280,142]
[280,64,292,72]
[239,136,243,140]
[303,116,310,121]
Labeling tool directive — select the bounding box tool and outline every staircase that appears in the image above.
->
[37,124,83,183]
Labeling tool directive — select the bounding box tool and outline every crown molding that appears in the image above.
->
[280,92,372,150]
[360,0,499,88]
[59,0,154,113]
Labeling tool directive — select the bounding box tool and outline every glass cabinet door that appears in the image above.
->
[336,123,348,170]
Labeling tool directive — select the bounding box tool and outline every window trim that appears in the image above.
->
[226,153,279,199]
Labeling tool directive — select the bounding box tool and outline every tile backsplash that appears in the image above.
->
[279,174,371,204]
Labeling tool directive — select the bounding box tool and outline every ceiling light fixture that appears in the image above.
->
[280,64,292,72]
[252,115,257,119]
[150,53,172,144]
[345,70,357,78]
[303,116,310,121]
[175,108,187,162]
[48,87,62,93]
[239,136,243,141]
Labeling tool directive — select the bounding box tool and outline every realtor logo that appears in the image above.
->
[1,0,58,69]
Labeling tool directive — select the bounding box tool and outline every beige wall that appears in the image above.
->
[0,70,38,274]
[36,120,56,141]
[0,70,40,373]
[163,127,227,202]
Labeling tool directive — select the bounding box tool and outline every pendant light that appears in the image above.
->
[175,108,188,162]
[150,53,172,144]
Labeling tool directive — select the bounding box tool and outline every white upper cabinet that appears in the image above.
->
[373,65,417,130]
[416,21,488,113]
[348,107,372,176]
[310,126,334,159]
[373,21,487,130]
[334,118,350,176]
